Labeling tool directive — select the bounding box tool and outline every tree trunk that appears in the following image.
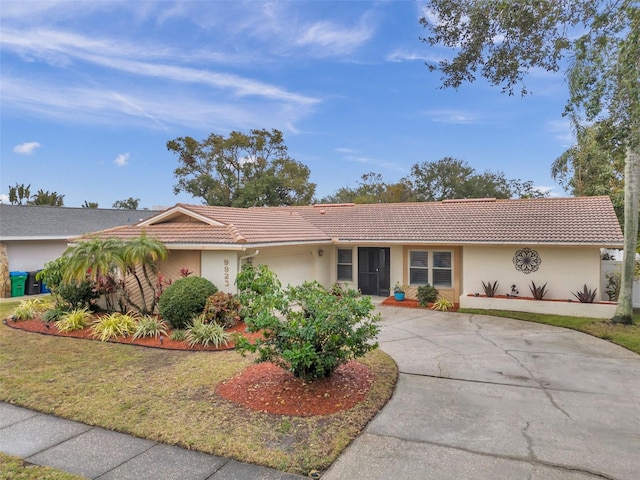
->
[612,148,640,324]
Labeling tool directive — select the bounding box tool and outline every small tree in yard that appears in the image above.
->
[235,265,381,382]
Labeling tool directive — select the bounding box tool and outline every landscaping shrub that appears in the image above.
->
[11,297,53,320]
[432,296,454,311]
[57,308,93,333]
[185,315,231,348]
[202,291,241,328]
[158,276,218,329]
[133,315,169,339]
[417,284,438,307]
[236,265,380,382]
[42,307,66,323]
[91,312,139,341]
[57,281,100,310]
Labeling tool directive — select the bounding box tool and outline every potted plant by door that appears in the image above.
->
[394,282,407,301]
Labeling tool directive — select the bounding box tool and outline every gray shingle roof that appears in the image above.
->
[0,204,158,240]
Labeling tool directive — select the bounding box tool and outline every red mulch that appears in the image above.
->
[381,297,459,311]
[217,361,374,416]
[3,318,261,351]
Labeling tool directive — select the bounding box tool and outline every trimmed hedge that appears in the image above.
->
[158,276,218,329]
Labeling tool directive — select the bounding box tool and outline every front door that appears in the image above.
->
[358,247,390,296]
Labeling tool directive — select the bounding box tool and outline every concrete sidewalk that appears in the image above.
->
[0,402,303,479]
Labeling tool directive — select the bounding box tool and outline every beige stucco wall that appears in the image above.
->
[462,245,602,301]
[201,250,238,293]
[249,245,328,289]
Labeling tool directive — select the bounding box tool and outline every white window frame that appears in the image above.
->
[409,249,453,288]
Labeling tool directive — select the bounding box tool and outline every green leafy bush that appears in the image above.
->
[133,315,169,339]
[57,308,93,333]
[417,284,438,307]
[202,291,241,328]
[236,265,380,382]
[158,276,218,329]
[57,281,100,310]
[91,312,139,341]
[170,329,187,341]
[186,316,231,348]
[42,308,66,323]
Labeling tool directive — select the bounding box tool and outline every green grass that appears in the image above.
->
[459,308,640,354]
[0,302,397,476]
[0,452,84,480]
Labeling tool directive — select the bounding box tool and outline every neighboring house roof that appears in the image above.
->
[82,196,624,249]
[0,204,158,241]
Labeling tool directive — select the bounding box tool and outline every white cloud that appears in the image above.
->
[424,109,478,124]
[336,147,405,173]
[0,194,10,204]
[114,153,130,167]
[13,141,41,154]
[386,49,443,63]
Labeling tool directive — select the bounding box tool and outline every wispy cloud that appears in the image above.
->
[546,118,574,146]
[13,141,41,154]
[295,17,374,56]
[424,109,478,124]
[114,153,130,167]
[335,147,405,173]
[386,49,443,63]
[0,74,313,132]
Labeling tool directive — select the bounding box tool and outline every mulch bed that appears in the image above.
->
[217,361,374,416]
[3,317,261,351]
[381,297,459,311]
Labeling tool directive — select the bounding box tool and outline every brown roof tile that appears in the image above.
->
[80,196,624,247]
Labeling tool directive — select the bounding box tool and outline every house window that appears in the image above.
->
[409,250,452,288]
[337,248,353,281]
[409,251,429,284]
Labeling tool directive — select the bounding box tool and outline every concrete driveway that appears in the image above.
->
[323,306,640,480]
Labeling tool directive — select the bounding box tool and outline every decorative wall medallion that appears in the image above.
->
[513,248,541,274]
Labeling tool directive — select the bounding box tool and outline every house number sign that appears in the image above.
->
[224,259,230,287]
[513,248,541,274]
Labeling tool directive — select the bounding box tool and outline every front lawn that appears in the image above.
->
[459,308,640,354]
[0,300,397,476]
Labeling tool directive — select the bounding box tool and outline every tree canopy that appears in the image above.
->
[321,158,546,204]
[167,128,316,207]
[112,197,141,210]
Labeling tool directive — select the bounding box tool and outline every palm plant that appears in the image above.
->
[62,237,125,311]
[120,232,167,315]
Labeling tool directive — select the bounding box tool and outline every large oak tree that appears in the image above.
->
[167,128,316,207]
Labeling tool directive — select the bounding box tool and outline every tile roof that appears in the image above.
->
[0,204,158,240]
[81,196,624,248]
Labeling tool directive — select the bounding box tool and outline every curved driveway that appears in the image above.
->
[324,307,640,480]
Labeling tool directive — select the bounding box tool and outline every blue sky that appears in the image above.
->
[0,1,574,209]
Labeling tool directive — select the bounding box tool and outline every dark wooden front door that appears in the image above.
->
[358,247,390,296]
